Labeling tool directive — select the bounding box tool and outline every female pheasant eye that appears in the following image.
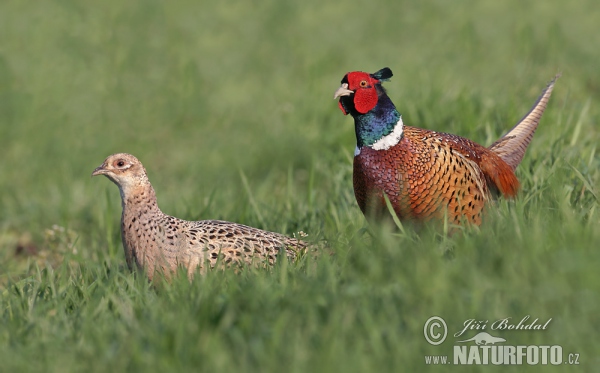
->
[116,160,125,167]
[360,80,368,87]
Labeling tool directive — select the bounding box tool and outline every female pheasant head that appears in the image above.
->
[92,153,152,198]
[334,67,403,151]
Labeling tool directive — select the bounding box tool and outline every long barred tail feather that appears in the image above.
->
[489,74,560,170]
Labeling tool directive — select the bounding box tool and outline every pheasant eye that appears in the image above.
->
[116,160,125,167]
[360,80,368,87]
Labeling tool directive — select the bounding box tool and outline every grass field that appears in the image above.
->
[1,0,599,371]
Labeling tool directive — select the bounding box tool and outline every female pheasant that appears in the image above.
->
[92,153,308,280]
[334,68,558,226]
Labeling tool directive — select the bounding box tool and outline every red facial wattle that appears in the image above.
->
[347,72,380,114]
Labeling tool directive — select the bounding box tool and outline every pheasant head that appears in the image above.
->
[92,153,152,199]
[334,67,402,150]
[334,67,392,114]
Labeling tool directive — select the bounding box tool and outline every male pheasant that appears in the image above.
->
[92,153,308,280]
[334,68,558,226]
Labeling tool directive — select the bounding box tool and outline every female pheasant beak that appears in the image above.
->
[333,83,353,99]
[91,164,108,177]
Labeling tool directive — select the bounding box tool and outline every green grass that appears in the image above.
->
[1,0,599,371]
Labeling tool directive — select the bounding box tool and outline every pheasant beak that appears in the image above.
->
[333,83,354,99]
[91,164,108,177]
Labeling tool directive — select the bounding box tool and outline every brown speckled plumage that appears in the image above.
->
[92,153,308,280]
[335,68,559,226]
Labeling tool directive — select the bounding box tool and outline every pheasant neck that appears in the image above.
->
[118,182,165,279]
[120,183,161,215]
[353,94,403,151]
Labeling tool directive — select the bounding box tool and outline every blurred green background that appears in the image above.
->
[1,0,599,372]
